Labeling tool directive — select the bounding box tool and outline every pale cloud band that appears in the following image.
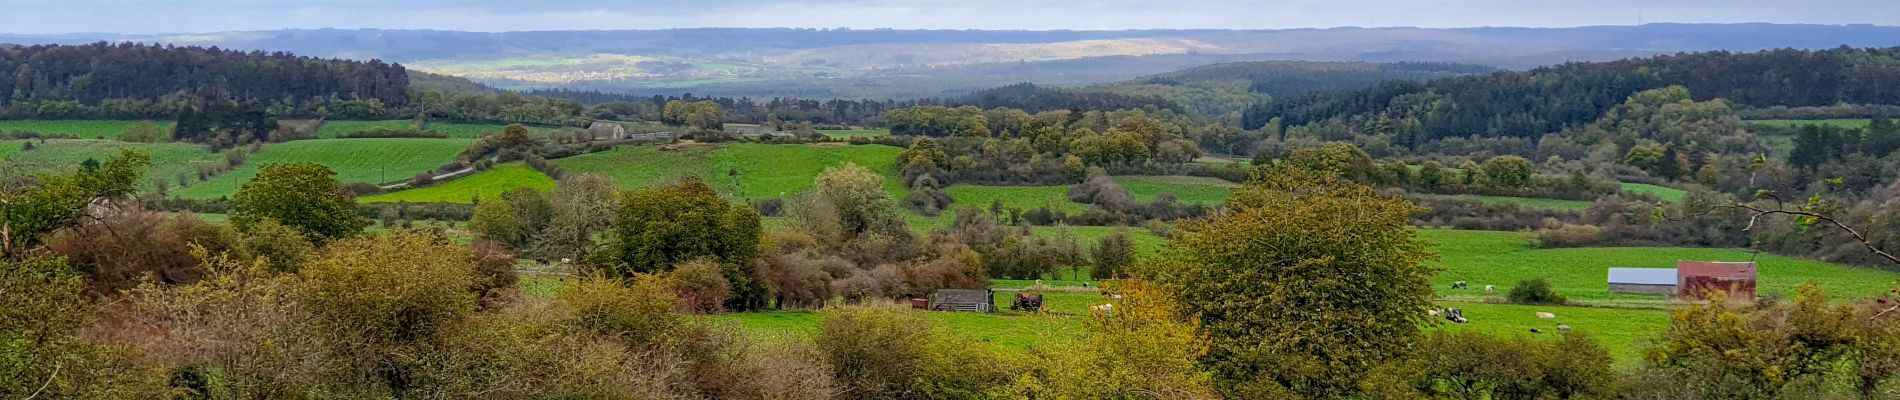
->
[1,0,1896,34]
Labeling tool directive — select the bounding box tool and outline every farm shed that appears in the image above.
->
[931,289,995,312]
[586,121,627,140]
[1608,268,1678,296]
[1677,260,1757,300]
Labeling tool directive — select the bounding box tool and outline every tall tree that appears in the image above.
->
[589,176,760,276]
[229,163,370,244]
[1145,166,1435,398]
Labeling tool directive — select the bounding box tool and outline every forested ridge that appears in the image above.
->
[1245,47,1900,142]
[0,42,410,119]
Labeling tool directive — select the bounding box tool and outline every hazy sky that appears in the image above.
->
[4,0,1898,34]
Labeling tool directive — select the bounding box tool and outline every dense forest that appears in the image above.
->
[0,42,410,119]
[1244,47,1900,143]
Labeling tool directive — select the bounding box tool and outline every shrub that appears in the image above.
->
[554,275,681,345]
[761,252,840,309]
[301,231,479,346]
[1507,278,1567,305]
[231,163,369,244]
[469,239,520,307]
[1361,331,1615,400]
[1092,228,1137,280]
[592,176,761,276]
[668,258,732,314]
[237,217,312,273]
[816,305,933,398]
[43,209,222,292]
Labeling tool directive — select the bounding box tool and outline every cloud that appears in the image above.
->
[0,0,1896,34]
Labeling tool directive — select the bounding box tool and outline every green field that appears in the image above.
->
[0,120,176,140]
[1414,193,1593,211]
[360,163,555,203]
[818,129,890,139]
[0,139,219,191]
[1620,182,1686,202]
[941,176,1236,215]
[314,120,572,139]
[1744,118,1872,129]
[1419,228,1899,303]
[1431,301,1669,363]
[553,143,906,200]
[1113,175,1236,203]
[171,138,474,199]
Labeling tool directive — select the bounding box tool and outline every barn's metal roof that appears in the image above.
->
[1608,268,1678,285]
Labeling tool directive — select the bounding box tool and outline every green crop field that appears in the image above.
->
[1744,118,1872,129]
[361,163,555,203]
[171,138,474,199]
[553,143,906,200]
[1621,182,1686,202]
[819,129,890,139]
[314,120,572,139]
[1,139,220,191]
[1419,228,1899,303]
[0,120,176,140]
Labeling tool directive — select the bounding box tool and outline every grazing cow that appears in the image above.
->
[1536,312,1556,319]
[1012,292,1044,312]
[1451,281,1468,290]
[1557,325,1573,333]
[1529,328,1542,334]
[1484,285,1496,294]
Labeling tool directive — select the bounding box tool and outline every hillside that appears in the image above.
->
[1244,47,1900,141]
[0,42,409,120]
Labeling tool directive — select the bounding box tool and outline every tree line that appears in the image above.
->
[1245,47,1900,143]
[0,42,409,120]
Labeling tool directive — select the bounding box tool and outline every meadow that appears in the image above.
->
[1417,228,1899,303]
[1620,182,1686,202]
[0,120,175,140]
[0,139,219,191]
[818,129,890,139]
[1412,193,1594,211]
[313,120,570,139]
[552,143,908,199]
[360,163,556,203]
[171,138,474,199]
[1743,118,1872,129]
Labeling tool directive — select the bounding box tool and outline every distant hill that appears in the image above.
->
[1123,61,1493,97]
[7,24,1900,99]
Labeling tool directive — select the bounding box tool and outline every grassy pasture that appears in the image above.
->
[1431,301,1670,363]
[0,139,219,191]
[171,138,474,199]
[1418,228,1899,303]
[1413,193,1593,211]
[553,143,907,200]
[818,129,890,139]
[0,120,175,140]
[1620,182,1686,202]
[360,163,555,203]
[314,120,569,139]
[1744,118,1872,129]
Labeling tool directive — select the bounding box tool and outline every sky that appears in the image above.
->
[3,0,1898,34]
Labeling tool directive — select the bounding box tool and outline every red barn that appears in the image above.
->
[1677,260,1757,300]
